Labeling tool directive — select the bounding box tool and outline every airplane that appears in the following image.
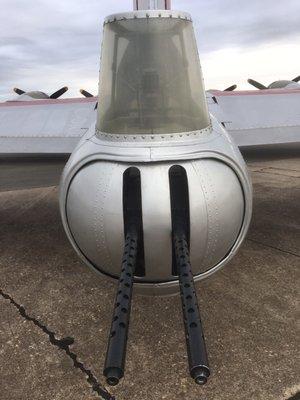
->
[0,0,299,390]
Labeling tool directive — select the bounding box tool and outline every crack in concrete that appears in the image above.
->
[247,238,300,258]
[0,289,114,400]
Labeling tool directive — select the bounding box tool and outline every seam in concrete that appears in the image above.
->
[251,170,300,179]
[267,167,300,173]
[246,238,300,258]
[0,289,114,400]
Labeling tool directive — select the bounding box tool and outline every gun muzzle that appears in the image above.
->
[103,229,138,386]
[170,165,210,384]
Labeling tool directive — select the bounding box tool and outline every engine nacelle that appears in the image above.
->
[268,80,300,90]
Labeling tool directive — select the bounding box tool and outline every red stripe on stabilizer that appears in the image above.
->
[0,97,97,108]
[209,89,300,97]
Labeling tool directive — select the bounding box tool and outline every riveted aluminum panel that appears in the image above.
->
[140,164,173,281]
[60,120,252,294]
[181,162,208,274]
[189,160,244,273]
[66,161,125,277]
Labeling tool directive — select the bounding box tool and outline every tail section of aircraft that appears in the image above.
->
[59,0,252,386]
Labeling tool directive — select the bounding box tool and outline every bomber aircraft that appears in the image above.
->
[0,0,299,388]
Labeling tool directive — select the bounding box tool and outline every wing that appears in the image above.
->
[0,97,97,191]
[1,90,299,190]
[0,97,97,155]
[207,88,300,150]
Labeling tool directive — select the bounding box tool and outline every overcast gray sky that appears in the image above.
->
[0,0,300,100]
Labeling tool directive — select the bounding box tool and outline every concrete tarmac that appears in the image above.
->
[0,154,299,400]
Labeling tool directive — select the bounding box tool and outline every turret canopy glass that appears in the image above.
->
[97,14,210,135]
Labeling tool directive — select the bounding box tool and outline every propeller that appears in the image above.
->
[292,76,300,83]
[49,86,68,99]
[13,86,68,98]
[13,88,26,95]
[224,84,237,92]
[80,89,94,98]
[247,79,267,90]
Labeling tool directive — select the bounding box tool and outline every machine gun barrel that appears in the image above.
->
[173,231,210,385]
[103,228,138,386]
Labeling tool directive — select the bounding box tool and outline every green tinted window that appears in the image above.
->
[97,17,210,135]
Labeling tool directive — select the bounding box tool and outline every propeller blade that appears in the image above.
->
[224,84,237,92]
[13,87,25,95]
[247,79,267,90]
[292,76,300,83]
[80,89,94,98]
[50,86,68,99]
